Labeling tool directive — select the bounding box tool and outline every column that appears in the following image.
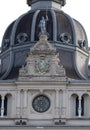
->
[23,90,27,117]
[20,90,24,117]
[55,89,60,118]
[27,90,31,115]
[78,96,82,118]
[59,90,63,116]
[17,90,20,107]
[1,95,5,117]
[24,90,27,108]
[54,89,60,124]
[62,90,66,118]
[16,90,21,117]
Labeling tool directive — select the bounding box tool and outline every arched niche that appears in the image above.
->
[4,93,12,117]
[81,93,90,117]
[70,93,79,117]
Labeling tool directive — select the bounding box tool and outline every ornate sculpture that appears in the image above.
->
[19,34,66,81]
[60,33,71,44]
[35,59,50,74]
[38,16,48,34]
[17,33,28,43]
[78,40,86,49]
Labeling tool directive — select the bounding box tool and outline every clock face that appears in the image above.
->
[32,95,50,113]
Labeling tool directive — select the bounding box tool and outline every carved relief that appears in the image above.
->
[17,33,28,44]
[35,58,50,74]
[59,33,71,44]
[19,34,66,81]
[78,40,86,49]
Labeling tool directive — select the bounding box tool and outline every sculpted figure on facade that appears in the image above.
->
[38,16,48,34]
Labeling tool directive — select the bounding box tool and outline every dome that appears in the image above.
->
[1,10,88,50]
[0,0,89,80]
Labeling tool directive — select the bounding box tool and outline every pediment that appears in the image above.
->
[19,34,66,82]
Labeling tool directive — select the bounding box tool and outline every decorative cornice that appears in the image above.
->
[27,0,66,7]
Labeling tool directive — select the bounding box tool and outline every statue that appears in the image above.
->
[38,15,48,34]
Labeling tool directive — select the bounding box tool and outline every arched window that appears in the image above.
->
[4,96,8,116]
[70,94,78,117]
[75,96,84,116]
[70,93,89,118]
[76,96,79,116]
[81,97,84,116]
[82,94,89,117]
[4,94,12,117]
[0,94,12,117]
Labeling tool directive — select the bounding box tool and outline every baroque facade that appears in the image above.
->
[0,0,90,130]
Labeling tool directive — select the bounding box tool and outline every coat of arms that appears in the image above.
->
[35,59,50,74]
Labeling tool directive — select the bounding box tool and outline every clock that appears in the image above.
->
[32,95,50,113]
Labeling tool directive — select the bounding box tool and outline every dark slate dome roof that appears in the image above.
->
[1,10,88,51]
[0,0,89,80]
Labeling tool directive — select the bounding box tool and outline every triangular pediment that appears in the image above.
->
[19,34,66,82]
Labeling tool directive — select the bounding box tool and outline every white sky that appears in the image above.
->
[0,0,90,47]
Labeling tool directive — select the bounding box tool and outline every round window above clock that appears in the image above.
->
[32,95,50,113]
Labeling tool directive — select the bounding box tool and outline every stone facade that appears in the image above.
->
[0,34,90,130]
[0,76,90,129]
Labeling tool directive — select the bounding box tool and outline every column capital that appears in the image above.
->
[55,89,60,92]
[1,94,5,100]
[78,95,82,100]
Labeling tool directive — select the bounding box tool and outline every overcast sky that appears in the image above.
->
[0,0,90,47]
